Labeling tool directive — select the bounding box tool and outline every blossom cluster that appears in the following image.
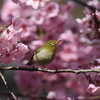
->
[0,16,29,65]
[0,0,100,100]
[12,0,50,9]
[76,0,100,46]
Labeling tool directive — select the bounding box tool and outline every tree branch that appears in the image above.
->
[0,72,17,100]
[0,66,100,74]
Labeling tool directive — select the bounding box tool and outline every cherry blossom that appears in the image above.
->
[12,0,50,9]
[87,84,100,95]
[76,0,100,46]
[0,16,29,65]
[43,1,59,18]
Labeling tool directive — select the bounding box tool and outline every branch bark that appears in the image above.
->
[0,72,17,100]
[0,66,100,74]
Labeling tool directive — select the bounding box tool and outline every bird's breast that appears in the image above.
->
[33,49,55,66]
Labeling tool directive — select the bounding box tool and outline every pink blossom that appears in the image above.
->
[31,10,45,25]
[43,16,62,33]
[87,84,100,95]
[26,0,50,9]
[78,59,100,95]
[0,16,29,65]
[87,0,100,9]
[28,40,43,50]
[63,1,75,12]
[12,43,29,60]
[20,24,38,42]
[95,11,100,21]
[47,91,56,99]
[83,8,91,15]
[0,25,22,53]
[59,30,79,62]
[1,0,19,21]
[43,1,59,18]
[76,0,100,46]
[68,97,75,100]
[1,52,17,65]
[47,88,68,100]
[12,0,50,9]
[12,16,23,30]
[59,44,78,62]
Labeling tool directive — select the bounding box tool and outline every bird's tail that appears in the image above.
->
[26,61,33,66]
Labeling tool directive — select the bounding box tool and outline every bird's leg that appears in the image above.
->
[43,66,45,68]
[43,66,48,70]
[32,64,35,69]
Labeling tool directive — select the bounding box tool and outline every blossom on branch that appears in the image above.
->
[76,0,100,46]
[12,0,50,9]
[0,17,29,65]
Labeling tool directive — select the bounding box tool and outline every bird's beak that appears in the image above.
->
[58,40,62,43]
[57,40,62,44]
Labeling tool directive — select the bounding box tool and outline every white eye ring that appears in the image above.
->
[51,42,55,45]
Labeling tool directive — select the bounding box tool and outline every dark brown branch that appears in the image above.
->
[72,0,100,12]
[73,0,100,23]
[0,72,17,100]
[0,66,100,74]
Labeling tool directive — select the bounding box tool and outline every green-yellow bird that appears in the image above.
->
[27,40,61,67]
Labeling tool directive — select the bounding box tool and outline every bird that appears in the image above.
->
[27,40,61,67]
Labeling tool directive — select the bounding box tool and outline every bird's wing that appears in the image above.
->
[30,51,38,61]
[26,50,40,66]
[30,46,44,61]
[34,46,44,54]
[27,47,44,66]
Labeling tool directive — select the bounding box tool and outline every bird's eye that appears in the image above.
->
[51,42,55,45]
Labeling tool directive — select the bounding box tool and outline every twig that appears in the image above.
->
[0,66,100,74]
[72,0,100,33]
[72,0,100,12]
[0,72,17,100]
